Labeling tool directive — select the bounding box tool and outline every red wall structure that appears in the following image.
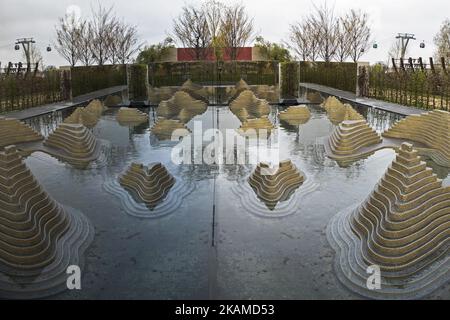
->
[177,48,253,61]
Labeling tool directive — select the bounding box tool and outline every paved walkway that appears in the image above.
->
[2,85,127,120]
[300,83,424,116]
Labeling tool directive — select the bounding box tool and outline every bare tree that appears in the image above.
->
[308,3,339,62]
[23,43,43,70]
[388,39,408,66]
[220,3,254,61]
[434,19,450,61]
[288,22,311,61]
[115,21,142,64]
[77,21,95,66]
[343,9,371,62]
[90,4,117,65]
[203,0,224,39]
[55,12,81,66]
[173,4,211,60]
[334,20,351,62]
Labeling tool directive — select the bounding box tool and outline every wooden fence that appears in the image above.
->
[0,71,69,114]
[367,58,450,111]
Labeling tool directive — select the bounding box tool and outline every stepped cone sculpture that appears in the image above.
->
[230,90,271,121]
[0,117,43,148]
[156,91,207,121]
[103,95,123,107]
[84,99,106,117]
[326,120,382,160]
[44,124,98,168]
[321,96,343,111]
[307,91,324,104]
[248,160,305,210]
[0,145,92,298]
[238,116,275,137]
[228,79,251,102]
[382,110,450,167]
[253,85,280,103]
[148,86,177,105]
[151,118,190,140]
[322,97,364,124]
[116,107,148,125]
[180,79,209,102]
[328,142,450,299]
[64,107,99,128]
[279,105,311,125]
[119,162,175,209]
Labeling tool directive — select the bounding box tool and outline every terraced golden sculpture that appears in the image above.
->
[328,143,450,299]
[321,97,364,124]
[0,145,92,298]
[307,91,324,104]
[103,94,123,107]
[156,91,207,122]
[148,85,178,105]
[230,90,271,121]
[43,123,98,167]
[249,160,305,210]
[253,85,280,103]
[0,117,43,148]
[119,162,175,209]
[116,107,149,124]
[238,116,275,137]
[0,145,69,268]
[84,99,106,117]
[180,79,209,102]
[151,118,190,140]
[327,120,382,158]
[279,105,311,125]
[64,107,99,128]
[382,110,450,167]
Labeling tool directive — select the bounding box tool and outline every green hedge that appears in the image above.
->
[127,64,149,102]
[148,61,278,87]
[300,61,357,93]
[71,65,127,97]
[280,62,300,98]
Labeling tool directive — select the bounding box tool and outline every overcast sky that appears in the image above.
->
[0,0,447,67]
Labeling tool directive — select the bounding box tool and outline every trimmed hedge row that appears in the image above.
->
[127,64,149,102]
[71,65,127,97]
[280,62,300,98]
[300,61,358,93]
[148,61,278,87]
